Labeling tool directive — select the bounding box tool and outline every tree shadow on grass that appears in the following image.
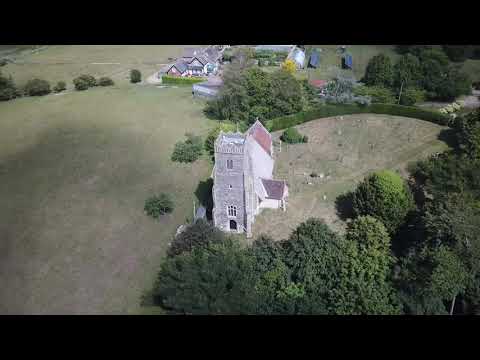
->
[195,178,213,220]
[335,191,355,221]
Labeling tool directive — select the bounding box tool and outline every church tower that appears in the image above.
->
[212,132,247,233]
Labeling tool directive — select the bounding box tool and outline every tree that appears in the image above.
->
[0,70,19,101]
[77,74,97,87]
[353,85,396,103]
[363,54,394,88]
[130,69,141,83]
[282,218,348,314]
[454,110,480,159]
[339,216,402,314]
[154,239,258,314]
[352,170,415,234]
[53,81,67,93]
[168,219,226,257]
[73,77,89,91]
[281,127,308,144]
[442,45,468,62]
[399,88,426,106]
[397,245,469,314]
[171,133,203,163]
[98,77,114,86]
[394,53,422,89]
[144,193,174,219]
[429,65,472,102]
[204,122,236,155]
[24,78,51,96]
[281,59,296,74]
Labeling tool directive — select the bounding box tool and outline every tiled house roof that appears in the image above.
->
[261,179,286,200]
[248,120,272,157]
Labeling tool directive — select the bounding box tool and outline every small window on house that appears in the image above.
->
[228,205,237,217]
[227,159,233,169]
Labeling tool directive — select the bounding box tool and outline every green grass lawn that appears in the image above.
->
[0,82,216,314]
[252,114,449,240]
[1,45,192,87]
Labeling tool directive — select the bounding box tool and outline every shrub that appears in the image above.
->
[363,54,394,87]
[73,77,89,91]
[130,69,141,83]
[79,74,97,87]
[171,133,203,163]
[351,170,415,234]
[399,88,426,106]
[144,193,174,219]
[24,78,51,96]
[162,75,205,85]
[168,219,226,257]
[0,59,7,67]
[98,77,114,86]
[281,127,308,144]
[53,81,66,93]
[353,85,396,104]
[0,71,19,101]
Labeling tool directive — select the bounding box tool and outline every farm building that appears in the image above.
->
[166,61,189,76]
[192,77,223,98]
[308,50,320,68]
[342,54,353,69]
[288,47,306,69]
[165,46,221,77]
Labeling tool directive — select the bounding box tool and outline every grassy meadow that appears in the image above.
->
[252,114,450,239]
[0,55,216,313]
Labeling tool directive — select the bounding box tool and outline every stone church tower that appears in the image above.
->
[212,121,288,238]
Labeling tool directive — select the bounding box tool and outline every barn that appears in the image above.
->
[308,50,320,68]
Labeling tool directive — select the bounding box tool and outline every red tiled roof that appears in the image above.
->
[309,79,328,88]
[261,179,286,200]
[248,121,272,156]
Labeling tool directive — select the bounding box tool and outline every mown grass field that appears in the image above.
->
[0,77,215,314]
[252,114,450,240]
[0,45,192,87]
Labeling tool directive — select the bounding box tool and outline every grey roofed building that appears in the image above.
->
[212,120,288,238]
[167,59,188,74]
[308,50,320,68]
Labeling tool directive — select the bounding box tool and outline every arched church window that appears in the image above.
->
[228,205,237,217]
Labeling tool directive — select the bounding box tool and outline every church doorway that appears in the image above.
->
[229,220,237,231]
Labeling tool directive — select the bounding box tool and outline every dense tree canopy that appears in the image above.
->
[352,170,415,234]
[363,54,394,88]
[205,67,309,126]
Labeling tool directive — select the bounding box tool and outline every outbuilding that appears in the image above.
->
[308,50,320,68]
[342,54,353,69]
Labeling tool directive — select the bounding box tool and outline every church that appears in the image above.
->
[212,120,288,238]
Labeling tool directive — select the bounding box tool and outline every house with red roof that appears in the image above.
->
[212,120,288,238]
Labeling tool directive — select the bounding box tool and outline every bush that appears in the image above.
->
[168,219,226,257]
[0,59,7,67]
[281,127,308,144]
[98,77,114,86]
[351,170,415,234]
[79,74,97,87]
[73,77,89,91]
[266,103,452,132]
[53,81,66,93]
[353,85,396,103]
[399,88,426,106]
[162,75,206,85]
[24,78,51,96]
[171,133,203,163]
[130,69,141,83]
[144,193,174,219]
[0,87,18,101]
